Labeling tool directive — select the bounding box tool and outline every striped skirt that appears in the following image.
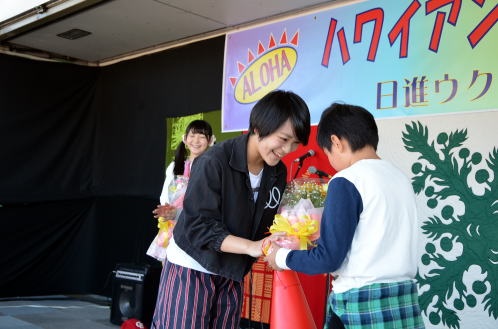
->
[151,261,243,329]
[326,280,425,329]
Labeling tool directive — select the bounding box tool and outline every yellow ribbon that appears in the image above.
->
[269,214,319,250]
[156,217,175,247]
[157,217,174,231]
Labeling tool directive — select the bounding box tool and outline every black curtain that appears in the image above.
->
[0,36,225,297]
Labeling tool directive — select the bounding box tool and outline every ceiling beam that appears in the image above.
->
[0,0,106,41]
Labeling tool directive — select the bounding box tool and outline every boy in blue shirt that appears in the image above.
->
[265,103,425,329]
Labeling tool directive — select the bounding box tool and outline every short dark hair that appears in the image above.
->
[317,103,379,152]
[248,90,310,145]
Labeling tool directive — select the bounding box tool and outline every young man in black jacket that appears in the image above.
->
[151,90,311,329]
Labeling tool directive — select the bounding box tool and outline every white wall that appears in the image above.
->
[377,110,498,329]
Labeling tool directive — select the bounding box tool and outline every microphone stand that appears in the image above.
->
[316,173,329,184]
[292,160,304,180]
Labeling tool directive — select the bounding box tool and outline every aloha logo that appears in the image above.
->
[402,121,498,328]
[228,30,299,104]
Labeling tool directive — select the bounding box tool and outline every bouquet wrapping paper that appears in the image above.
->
[269,178,328,250]
[146,175,188,261]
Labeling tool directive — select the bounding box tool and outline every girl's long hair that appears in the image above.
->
[173,120,213,175]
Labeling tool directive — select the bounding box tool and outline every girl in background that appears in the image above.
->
[147,119,214,263]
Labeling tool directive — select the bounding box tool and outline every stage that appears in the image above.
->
[0,294,272,329]
[0,295,116,329]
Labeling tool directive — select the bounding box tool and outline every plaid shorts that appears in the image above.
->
[326,280,425,329]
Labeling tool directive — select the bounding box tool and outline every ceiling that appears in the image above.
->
[0,0,346,66]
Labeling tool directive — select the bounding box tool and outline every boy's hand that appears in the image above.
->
[264,241,284,271]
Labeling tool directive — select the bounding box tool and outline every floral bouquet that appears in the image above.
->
[167,175,189,209]
[146,175,189,262]
[267,178,328,250]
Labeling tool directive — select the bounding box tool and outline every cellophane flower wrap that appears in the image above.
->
[158,175,188,245]
[269,178,328,250]
[146,175,188,262]
[167,175,189,210]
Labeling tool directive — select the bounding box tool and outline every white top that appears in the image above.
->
[250,169,263,201]
[276,159,419,293]
[159,160,193,205]
[159,162,175,205]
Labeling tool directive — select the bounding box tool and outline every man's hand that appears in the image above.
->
[220,236,266,258]
[246,238,265,258]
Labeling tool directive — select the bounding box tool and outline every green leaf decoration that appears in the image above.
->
[402,122,498,328]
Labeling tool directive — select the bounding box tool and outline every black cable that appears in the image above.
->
[101,269,116,294]
[292,161,303,179]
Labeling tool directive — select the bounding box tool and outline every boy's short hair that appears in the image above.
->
[248,90,310,145]
[317,103,379,151]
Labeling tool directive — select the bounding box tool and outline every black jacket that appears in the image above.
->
[173,134,287,281]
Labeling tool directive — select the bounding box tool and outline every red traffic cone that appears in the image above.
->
[270,270,318,329]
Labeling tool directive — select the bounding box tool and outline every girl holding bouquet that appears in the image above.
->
[151,90,311,329]
[146,119,214,263]
[265,103,424,329]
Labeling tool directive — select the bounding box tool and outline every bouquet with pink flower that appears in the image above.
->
[268,178,328,250]
[146,175,189,262]
[168,175,189,209]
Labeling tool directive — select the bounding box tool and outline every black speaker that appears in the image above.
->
[110,263,161,327]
